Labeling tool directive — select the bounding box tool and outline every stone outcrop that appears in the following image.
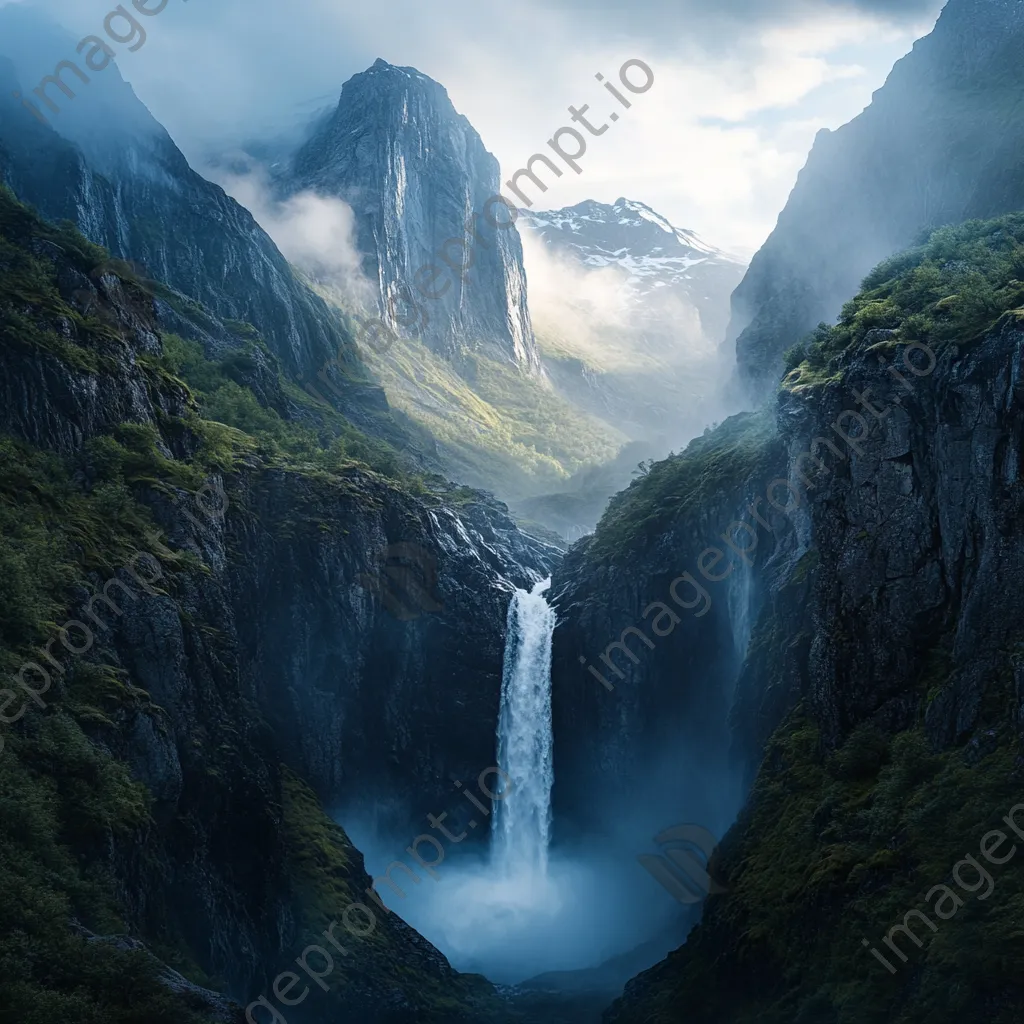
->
[731,0,1024,396]
[279,59,539,369]
[0,188,555,1022]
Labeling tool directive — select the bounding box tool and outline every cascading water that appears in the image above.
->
[492,578,557,878]
[727,564,754,663]
[364,575,714,983]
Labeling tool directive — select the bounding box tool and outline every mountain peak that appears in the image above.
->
[353,57,440,91]
[520,197,745,345]
[281,60,538,367]
[522,198,739,265]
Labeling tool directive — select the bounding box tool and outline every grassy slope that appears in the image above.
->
[586,409,780,564]
[783,213,1024,388]
[310,284,625,499]
[0,188,512,1023]
[0,407,237,1020]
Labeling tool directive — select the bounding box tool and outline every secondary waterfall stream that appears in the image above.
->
[492,578,557,878]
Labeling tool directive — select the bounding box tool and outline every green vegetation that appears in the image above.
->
[310,279,625,498]
[784,213,1024,390]
[371,335,623,494]
[588,409,782,562]
[153,332,413,483]
[0,718,224,1024]
[278,770,511,1021]
[0,183,500,1022]
[0,418,220,1023]
[0,189,126,376]
[623,708,1024,1024]
[0,424,220,1022]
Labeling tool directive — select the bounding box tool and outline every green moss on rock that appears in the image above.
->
[609,710,1024,1024]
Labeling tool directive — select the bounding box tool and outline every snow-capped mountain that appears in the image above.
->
[511,198,748,537]
[520,198,745,345]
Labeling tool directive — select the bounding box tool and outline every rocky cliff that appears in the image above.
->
[278,59,539,369]
[557,214,1024,1023]
[731,0,1024,397]
[0,9,378,420]
[548,411,786,838]
[0,186,557,1022]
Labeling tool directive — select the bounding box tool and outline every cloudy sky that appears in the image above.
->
[13,0,946,252]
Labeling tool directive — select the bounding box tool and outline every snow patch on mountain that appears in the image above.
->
[521,198,745,351]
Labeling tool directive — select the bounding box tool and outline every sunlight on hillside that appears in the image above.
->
[312,285,624,496]
[368,334,625,496]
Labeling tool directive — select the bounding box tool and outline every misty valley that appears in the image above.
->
[1,1,1023,1023]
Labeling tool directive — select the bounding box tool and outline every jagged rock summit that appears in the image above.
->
[279,58,540,368]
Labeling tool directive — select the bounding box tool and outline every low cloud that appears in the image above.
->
[14,0,946,253]
[546,0,942,41]
[520,230,710,373]
[520,232,636,370]
[214,164,376,313]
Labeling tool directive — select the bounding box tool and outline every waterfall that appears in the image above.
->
[492,578,556,878]
[727,564,754,663]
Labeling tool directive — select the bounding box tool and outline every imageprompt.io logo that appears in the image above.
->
[638,824,727,904]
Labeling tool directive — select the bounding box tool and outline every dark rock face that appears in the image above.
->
[599,318,1024,1024]
[766,321,1024,751]
[226,470,559,836]
[75,929,244,1024]
[556,318,1024,827]
[0,12,369,400]
[0,194,555,1020]
[549,541,748,839]
[548,414,789,838]
[0,232,203,455]
[730,0,1024,397]
[279,59,540,368]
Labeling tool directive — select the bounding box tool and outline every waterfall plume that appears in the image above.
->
[493,578,556,878]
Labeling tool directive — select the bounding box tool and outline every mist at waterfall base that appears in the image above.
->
[348,824,694,985]
[343,768,741,986]
[340,577,748,986]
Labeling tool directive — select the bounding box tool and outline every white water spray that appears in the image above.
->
[352,576,698,982]
[492,578,557,877]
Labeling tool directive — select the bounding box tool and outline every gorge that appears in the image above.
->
[1,2,1024,1024]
